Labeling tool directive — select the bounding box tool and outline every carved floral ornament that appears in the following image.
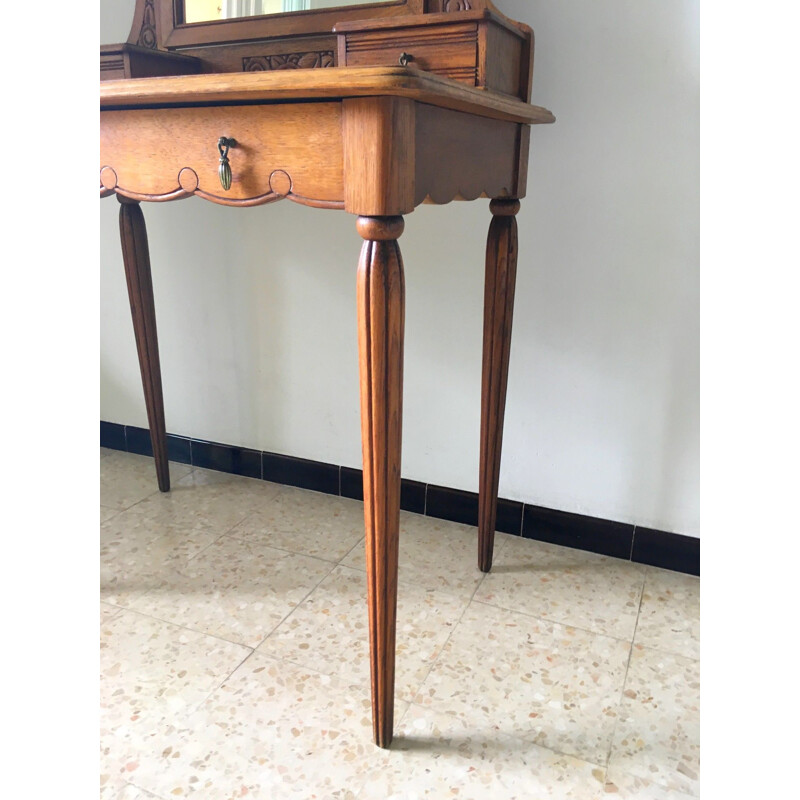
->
[138,0,157,48]
[243,52,335,71]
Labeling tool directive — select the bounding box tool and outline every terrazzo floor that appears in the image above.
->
[100,449,700,799]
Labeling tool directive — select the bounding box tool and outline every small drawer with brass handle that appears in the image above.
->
[335,10,533,101]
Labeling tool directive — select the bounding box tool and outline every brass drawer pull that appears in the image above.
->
[217,136,236,191]
[398,52,412,67]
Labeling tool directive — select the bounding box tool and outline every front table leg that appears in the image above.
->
[479,199,520,572]
[117,196,170,492]
[356,215,405,749]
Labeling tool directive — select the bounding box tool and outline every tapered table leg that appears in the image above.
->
[117,196,170,492]
[356,215,405,749]
[478,199,520,572]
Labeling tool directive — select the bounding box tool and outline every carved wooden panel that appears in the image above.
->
[138,0,158,48]
[243,51,334,71]
[100,103,344,208]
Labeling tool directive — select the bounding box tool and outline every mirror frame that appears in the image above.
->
[149,0,427,50]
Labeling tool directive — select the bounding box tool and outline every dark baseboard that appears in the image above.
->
[101,421,699,576]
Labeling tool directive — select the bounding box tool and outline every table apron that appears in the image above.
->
[100,102,346,208]
[100,99,528,213]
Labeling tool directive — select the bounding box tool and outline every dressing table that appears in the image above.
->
[100,0,554,748]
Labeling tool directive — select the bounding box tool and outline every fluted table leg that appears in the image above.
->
[118,196,169,492]
[478,198,520,572]
[356,215,405,749]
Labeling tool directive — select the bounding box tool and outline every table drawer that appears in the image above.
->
[336,11,532,101]
[342,23,479,86]
[100,102,344,208]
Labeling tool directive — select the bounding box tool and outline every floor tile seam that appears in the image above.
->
[122,781,171,800]
[178,531,351,572]
[180,525,262,565]
[409,570,488,705]
[100,603,126,624]
[468,597,637,646]
[604,571,647,770]
[249,559,340,649]
[337,564,484,604]
[246,647,376,699]
[328,560,485,604]
[627,640,700,664]
[400,700,611,771]
[107,604,258,652]
[187,648,261,719]
[222,529,363,565]
[604,765,700,799]
[101,523,233,561]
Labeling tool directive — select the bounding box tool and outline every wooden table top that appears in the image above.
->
[100,66,555,125]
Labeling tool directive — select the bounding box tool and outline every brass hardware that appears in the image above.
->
[217,136,236,191]
[398,52,412,67]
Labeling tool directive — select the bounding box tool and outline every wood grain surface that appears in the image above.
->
[100,66,555,125]
[478,198,520,572]
[118,197,170,493]
[356,215,406,748]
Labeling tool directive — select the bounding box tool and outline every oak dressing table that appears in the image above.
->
[100,0,554,748]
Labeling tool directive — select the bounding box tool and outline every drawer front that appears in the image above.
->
[342,23,479,86]
[100,103,344,208]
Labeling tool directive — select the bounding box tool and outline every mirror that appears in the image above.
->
[185,0,396,25]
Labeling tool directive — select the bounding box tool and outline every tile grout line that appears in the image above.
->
[468,596,639,646]
[101,436,698,576]
[602,567,648,784]
[249,558,340,652]
[105,603,257,652]
[407,563,489,706]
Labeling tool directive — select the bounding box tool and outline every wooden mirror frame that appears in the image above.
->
[130,0,423,50]
[112,0,529,88]
[127,1,515,50]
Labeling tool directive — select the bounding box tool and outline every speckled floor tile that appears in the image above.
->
[129,535,335,647]
[601,771,699,798]
[607,645,700,796]
[258,564,468,701]
[127,467,280,533]
[100,449,700,798]
[100,510,222,608]
[118,652,397,799]
[101,505,121,523]
[227,485,365,562]
[342,511,486,599]
[414,600,630,764]
[634,568,700,659]
[101,451,192,511]
[109,785,168,800]
[475,534,646,640]
[100,608,251,796]
[357,704,607,799]
[101,602,123,626]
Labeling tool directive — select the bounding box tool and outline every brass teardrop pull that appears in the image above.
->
[398,52,412,67]
[217,137,236,191]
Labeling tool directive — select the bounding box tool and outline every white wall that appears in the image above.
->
[100,0,700,537]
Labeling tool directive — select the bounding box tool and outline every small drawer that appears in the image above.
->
[343,22,479,86]
[335,10,532,101]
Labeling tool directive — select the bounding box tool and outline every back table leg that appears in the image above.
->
[478,199,520,572]
[117,196,170,492]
